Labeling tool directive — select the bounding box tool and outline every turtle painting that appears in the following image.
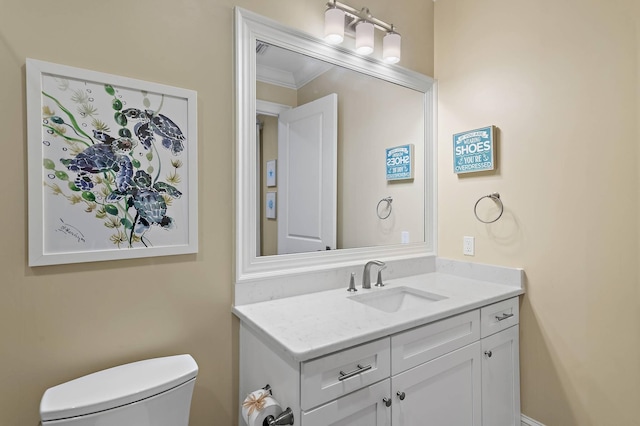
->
[56,119,185,247]
[39,73,191,253]
[122,108,185,155]
[107,169,182,227]
[125,170,182,235]
[60,130,135,192]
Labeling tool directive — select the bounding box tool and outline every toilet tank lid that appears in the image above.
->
[40,354,198,421]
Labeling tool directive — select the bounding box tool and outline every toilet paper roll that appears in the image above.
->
[242,389,282,426]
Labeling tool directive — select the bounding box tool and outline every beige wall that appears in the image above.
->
[0,0,433,425]
[435,0,640,424]
[257,81,298,107]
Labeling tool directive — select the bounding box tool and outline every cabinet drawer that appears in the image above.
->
[391,310,480,374]
[301,338,391,410]
[480,297,519,338]
[301,379,390,426]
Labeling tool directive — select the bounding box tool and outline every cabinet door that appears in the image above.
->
[392,342,481,426]
[301,379,391,426]
[481,325,520,426]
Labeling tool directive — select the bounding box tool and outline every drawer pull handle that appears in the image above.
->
[495,313,514,321]
[338,363,372,381]
[397,391,406,400]
[484,350,493,358]
[383,397,392,407]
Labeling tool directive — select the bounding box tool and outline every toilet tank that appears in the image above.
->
[40,354,198,426]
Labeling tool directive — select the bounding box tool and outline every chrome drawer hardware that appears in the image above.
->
[338,363,372,381]
[396,391,406,400]
[484,350,492,358]
[495,313,514,322]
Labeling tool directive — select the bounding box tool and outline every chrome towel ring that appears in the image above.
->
[474,192,504,224]
[377,196,393,220]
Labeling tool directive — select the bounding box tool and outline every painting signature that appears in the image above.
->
[55,218,86,243]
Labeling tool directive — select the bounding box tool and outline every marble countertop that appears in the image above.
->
[233,271,524,362]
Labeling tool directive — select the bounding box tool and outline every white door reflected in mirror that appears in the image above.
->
[277,94,337,255]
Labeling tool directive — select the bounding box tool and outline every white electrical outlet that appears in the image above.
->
[463,236,475,256]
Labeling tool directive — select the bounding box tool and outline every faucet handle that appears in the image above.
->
[375,265,387,287]
[347,272,358,292]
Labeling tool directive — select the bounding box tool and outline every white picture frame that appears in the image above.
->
[453,125,496,174]
[266,192,277,219]
[386,144,415,181]
[26,59,198,266]
[266,159,277,187]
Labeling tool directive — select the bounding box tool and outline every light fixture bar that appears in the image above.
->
[325,0,401,62]
[325,1,398,35]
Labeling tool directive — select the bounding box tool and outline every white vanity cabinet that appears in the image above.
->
[238,296,521,426]
[480,298,521,426]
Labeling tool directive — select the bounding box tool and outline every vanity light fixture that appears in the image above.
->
[324,0,401,63]
[382,26,401,64]
[324,6,345,44]
[355,20,374,55]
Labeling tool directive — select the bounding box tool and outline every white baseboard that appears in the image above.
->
[522,414,546,426]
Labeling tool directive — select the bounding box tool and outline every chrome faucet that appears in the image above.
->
[362,260,386,289]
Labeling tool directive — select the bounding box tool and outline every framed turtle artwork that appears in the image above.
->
[26,59,198,266]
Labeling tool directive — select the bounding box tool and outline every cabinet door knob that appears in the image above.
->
[383,397,392,407]
[484,350,492,358]
[396,391,406,400]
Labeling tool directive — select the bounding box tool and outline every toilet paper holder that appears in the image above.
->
[261,385,294,426]
[264,407,294,426]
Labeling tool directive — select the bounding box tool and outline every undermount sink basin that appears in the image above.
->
[349,286,447,313]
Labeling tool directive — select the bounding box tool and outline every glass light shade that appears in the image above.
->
[383,32,401,63]
[324,8,345,44]
[355,21,374,55]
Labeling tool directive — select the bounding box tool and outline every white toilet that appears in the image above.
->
[40,354,198,426]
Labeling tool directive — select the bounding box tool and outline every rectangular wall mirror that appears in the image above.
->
[236,8,436,283]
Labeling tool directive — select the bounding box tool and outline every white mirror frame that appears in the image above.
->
[235,7,437,284]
